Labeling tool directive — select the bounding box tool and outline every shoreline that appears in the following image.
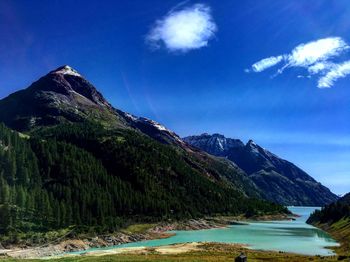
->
[2,242,341,261]
[311,221,350,259]
[1,213,292,259]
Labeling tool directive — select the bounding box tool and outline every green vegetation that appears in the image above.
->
[0,122,287,245]
[307,193,350,225]
[330,217,350,256]
[121,223,157,234]
[307,193,350,257]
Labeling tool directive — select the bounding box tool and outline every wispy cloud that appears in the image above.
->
[318,60,350,88]
[146,3,217,52]
[308,62,335,75]
[247,37,350,88]
[250,55,285,72]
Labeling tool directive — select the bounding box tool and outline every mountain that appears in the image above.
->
[0,66,128,131]
[184,133,338,206]
[0,66,287,241]
[0,66,260,197]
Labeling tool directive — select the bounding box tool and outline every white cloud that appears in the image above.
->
[146,4,217,52]
[247,37,350,88]
[308,62,335,75]
[318,60,350,88]
[251,55,285,72]
[288,37,349,67]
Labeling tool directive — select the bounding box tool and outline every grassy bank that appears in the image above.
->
[120,223,157,234]
[315,217,350,259]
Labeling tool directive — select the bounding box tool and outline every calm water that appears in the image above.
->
[73,207,339,256]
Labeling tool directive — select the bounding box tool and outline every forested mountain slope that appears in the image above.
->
[307,193,350,225]
[0,66,288,242]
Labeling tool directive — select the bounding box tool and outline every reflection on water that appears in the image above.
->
[276,227,329,238]
[71,206,339,256]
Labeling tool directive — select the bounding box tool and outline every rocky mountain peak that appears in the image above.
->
[212,133,226,138]
[246,139,261,153]
[184,132,338,206]
[50,65,82,77]
[30,65,112,109]
[247,139,256,146]
[183,133,244,156]
[0,65,120,131]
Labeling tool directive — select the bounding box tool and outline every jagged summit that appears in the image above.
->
[183,133,244,156]
[247,139,256,145]
[184,133,338,206]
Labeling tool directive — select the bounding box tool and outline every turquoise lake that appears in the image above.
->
[74,207,339,256]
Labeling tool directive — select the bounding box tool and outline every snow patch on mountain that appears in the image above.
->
[247,140,260,155]
[123,113,185,144]
[124,112,138,122]
[183,133,244,156]
[53,65,82,77]
[140,118,168,132]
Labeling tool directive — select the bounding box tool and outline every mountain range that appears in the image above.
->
[184,133,337,206]
[0,65,288,239]
[0,65,337,240]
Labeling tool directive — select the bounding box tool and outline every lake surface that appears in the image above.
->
[74,207,340,256]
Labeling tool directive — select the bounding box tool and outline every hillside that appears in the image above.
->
[0,66,288,245]
[307,193,350,256]
[184,133,338,206]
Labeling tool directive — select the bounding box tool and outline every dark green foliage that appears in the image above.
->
[307,193,350,225]
[0,122,287,242]
[0,123,42,235]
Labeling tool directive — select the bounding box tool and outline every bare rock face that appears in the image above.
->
[0,65,126,131]
[184,133,338,206]
[184,133,244,156]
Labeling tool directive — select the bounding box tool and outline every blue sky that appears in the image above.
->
[0,0,349,195]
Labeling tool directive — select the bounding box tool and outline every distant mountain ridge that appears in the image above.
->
[184,133,338,206]
[184,133,244,156]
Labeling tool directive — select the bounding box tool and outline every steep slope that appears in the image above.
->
[0,66,260,198]
[184,133,338,206]
[307,193,350,256]
[117,110,187,148]
[0,66,289,241]
[184,133,244,156]
[308,193,350,225]
[0,66,128,131]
